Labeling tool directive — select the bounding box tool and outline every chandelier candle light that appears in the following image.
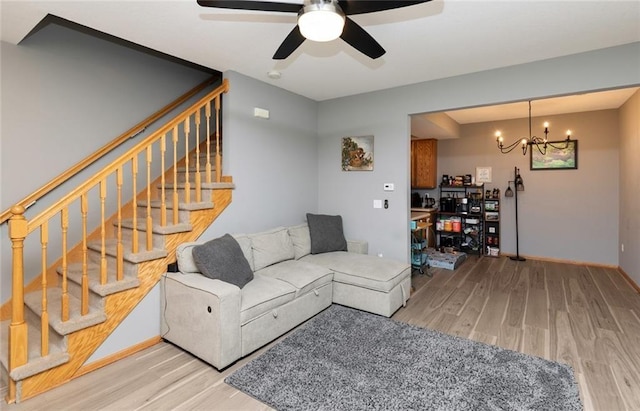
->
[495,101,572,155]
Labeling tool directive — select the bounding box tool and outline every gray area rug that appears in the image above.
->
[226,305,582,411]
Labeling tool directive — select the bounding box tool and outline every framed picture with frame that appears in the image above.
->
[530,140,578,170]
[475,166,492,183]
[342,135,374,171]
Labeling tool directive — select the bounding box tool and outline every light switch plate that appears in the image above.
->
[373,199,382,209]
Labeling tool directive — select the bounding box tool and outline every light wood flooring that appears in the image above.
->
[3,256,640,410]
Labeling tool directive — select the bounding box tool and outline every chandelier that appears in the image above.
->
[495,101,572,155]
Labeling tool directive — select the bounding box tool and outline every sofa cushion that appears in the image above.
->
[240,275,296,325]
[175,242,201,274]
[249,227,295,271]
[192,234,254,289]
[301,252,410,293]
[288,223,311,260]
[232,234,255,272]
[256,260,334,297]
[306,213,348,254]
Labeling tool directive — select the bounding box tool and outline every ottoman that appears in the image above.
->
[300,251,411,317]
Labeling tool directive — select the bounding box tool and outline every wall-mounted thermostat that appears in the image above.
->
[383,183,394,191]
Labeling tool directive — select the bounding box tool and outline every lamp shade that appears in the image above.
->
[505,185,514,197]
[298,3,345,42]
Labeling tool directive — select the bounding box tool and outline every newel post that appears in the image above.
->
[6,205,28,403]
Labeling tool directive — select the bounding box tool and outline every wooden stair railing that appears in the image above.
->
[3,79,230,404]
[0,75,220,226]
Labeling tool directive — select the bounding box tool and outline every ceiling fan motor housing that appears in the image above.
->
[298,0,346,42]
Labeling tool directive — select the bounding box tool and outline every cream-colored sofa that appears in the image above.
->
[161,223,411,370]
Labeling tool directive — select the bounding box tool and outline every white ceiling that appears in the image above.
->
[1,0,639,131]
[410,86,639,139]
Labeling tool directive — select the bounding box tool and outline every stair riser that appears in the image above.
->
[63,280,104,311]
[173,168,216,184]
[136,205,190,224]
[87,251,140,277]
[119,225,166,250]
[170,188,215,204]
[24,308,67,357]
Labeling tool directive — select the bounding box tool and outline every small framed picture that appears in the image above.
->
[342,135,374,171]
[475,166,492,183]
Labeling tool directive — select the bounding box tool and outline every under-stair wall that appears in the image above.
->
[1,22,218,304]
[1,80,231,403]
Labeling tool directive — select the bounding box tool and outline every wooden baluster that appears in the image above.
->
[160,135,167,227]
[40,221,49,356]
[7,206,28,404]
[60,208,69,321]
[146,146,153,251]
[81,194,89,316]
[131,156,139,254]
[183,119,191,204]
[172,127,179,225]
[116,167,124,281]
[215,95,222,183]
[205,101,212,184]
[100,179,107,285]
[194,110,202,202]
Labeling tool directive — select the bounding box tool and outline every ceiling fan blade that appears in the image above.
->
[340,1,431,16]
[340,17,385,59]
[197,0,301,13]
[273,25,306,59]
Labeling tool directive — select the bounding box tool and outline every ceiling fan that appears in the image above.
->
[197,0,431,60]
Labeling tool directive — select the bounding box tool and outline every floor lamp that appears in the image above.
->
[505,166,525,261]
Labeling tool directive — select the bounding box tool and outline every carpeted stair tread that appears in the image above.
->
[0,319,70,381]
[176,164,217,173]
[88,239,167,264]
[23,289,107,336]
[138,199,215,211]
[163,182,235,190]
[56,263,139,297]
[118,217,192,235]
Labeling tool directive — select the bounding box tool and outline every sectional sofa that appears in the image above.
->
[161,215,411,370]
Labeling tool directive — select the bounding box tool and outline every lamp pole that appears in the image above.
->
[510,166,526,261]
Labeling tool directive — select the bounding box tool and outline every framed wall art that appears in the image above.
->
[530,140,578,170]
[475,166,492,183]
[342,135,374,171]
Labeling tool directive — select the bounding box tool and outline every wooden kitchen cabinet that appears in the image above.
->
[411,138,437,189]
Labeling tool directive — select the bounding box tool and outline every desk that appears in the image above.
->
[411,208,437,248]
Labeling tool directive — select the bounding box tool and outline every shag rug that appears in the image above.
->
[226,305,582,411]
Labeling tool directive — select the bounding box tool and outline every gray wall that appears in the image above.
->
[1,22,213,362]
[438,109,619,265]
[619,90,640,283]
[200,70,319,238]
[317,42,640,264]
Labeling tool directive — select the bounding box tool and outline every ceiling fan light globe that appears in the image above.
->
[298,3,345,42]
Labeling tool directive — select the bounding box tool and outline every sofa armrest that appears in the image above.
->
[347,239,368,255]
[161,272,241,369]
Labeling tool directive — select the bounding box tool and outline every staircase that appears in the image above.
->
[1,80,231,403]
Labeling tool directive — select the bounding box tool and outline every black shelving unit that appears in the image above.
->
[484,194,500,257]
[436,184,484,255]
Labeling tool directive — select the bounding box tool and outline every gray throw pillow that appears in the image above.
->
[306,213,348,254]
[192,234,254,288]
